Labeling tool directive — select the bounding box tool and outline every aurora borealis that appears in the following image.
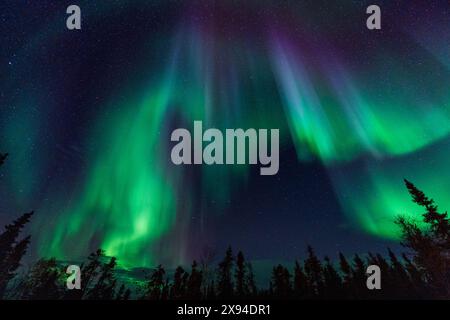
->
[1,0,450,267]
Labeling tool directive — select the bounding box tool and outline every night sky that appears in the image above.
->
[1,0,450,269]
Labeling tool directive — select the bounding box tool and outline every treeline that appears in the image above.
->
[1,152,450,299]
[137,245,429,300]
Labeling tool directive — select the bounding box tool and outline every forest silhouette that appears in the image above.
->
[1,151,449,300]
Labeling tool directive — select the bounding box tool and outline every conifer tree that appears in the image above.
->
[217,247,234,298]
[206,280,216,299]
[21,258,62,300]
[404,179,450,240]
[271,264,291,298]
[144,264,166,300]
[0,212,33,298]
[186,261,203,299]
[293,260,309,298]
[304,246,323,297]
[323,256,342,298]
[397,180,450,297]
[87,256,117,300]
[370,253,393,298]
[235,251,247,297]
[64,249,105,300]
[387,248,410,297]
[339,252,352,285]
[351,254,367,298]
[170,266,188,299]
[401,253,427,298]
[246,262,257,297]
[160,279,170,300]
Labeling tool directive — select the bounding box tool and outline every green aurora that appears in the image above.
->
[1,1,449,266]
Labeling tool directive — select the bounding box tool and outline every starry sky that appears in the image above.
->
[1,0,450,268]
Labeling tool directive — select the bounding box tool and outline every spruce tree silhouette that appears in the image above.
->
[323,256,342,298]
[369,252,392,298]
[0,212,33,298]
[0,153,34,299]
[170,266,188,299]
[217,246,234,299]
[271,264,291,298]
[402,253,429,298]
[293,260,309,298]
[186,261,203,299]
[206,279,216,299]
[304,246,324,297]
[387,248,411,297]
[351,254,367,298]
[397,179,450,298]
[21,258,62,300]
[143,264,166,300]
[338,252,353,298]
[235,251,247,297]
[404,179,450,238]
[246,262,257,297]
[160,279,170,300]
[87,256,117,300]
[64,249,103,300]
